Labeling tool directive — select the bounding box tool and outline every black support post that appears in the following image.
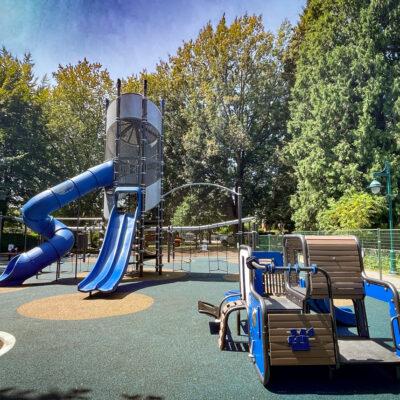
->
[138,80,148,277]
[237,186,243,247]
[114,79,121,188]
[156,99,165,275]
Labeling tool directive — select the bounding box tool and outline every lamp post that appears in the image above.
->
[368,161,397,274]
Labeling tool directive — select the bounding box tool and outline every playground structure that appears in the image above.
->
[0,79,247,292]
[198,235,400,385]
[0,78,399,394]
[165,216,255,273]
[0,80,165,292]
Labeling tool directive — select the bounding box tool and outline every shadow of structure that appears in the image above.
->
[267,364,400,395]
[0,388,164,400]
[9,270,229,292]
[121,395,163,400]
[0,387,91,400]
[75,271,226,301]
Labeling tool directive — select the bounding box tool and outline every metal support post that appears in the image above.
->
[138,80,148,276]
[114,79,122,188]
[23,224,27,252]
[156,99,165,275]
[75,200,80,280]
[377,228,382,280]
[167,227,171,263]
[237,186,243,247]
[0,214,2,252]
[370,161,397,274]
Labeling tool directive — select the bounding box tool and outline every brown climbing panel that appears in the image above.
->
[264,271,286,296]
[268,313,336,366]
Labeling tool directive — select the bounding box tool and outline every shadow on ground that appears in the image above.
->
[0,388,163,400]
[71,272,229,301]
[0,388,91,400]
[266,364,400,395]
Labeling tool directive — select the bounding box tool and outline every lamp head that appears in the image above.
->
[368,179,382,194]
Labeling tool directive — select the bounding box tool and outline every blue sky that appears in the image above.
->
[0,0,306,80]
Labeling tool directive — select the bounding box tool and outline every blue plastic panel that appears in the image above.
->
[364,281,400,357]
[248,291,266,381]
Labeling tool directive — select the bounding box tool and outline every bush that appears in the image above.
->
[317,192,386,231]
[1,233,39,252]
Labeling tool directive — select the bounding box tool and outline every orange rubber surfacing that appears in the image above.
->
[0,287,25,294]
[17,291,154,321]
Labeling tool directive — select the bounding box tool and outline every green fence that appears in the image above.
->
[258,229,400,275]
[258,234,284,252]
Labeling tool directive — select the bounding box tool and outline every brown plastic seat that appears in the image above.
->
[305,236,364,299]
[284,235,365,300]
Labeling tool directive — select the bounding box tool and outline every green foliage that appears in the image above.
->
[45,59,114,216]
[171,193,225,226]
[317,192,386,230]
[0,48,54,211]
[1,6,400,232]
[123,16,295,227]
[180,16,294,225]
[363,252,400,273]
[0,232,39,252]
[286,0,400,229]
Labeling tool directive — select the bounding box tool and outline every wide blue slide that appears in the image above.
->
[0,161,114,287]
[309,298,356,326]
[78,187,140,293]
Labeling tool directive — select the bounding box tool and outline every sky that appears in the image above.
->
[0,0,306,80]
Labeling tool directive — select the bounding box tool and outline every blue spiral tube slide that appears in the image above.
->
[0,161,114,286]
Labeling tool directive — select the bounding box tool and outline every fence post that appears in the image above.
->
[268,235,271,252]
[0,214,2,253]
[377,228,382,280]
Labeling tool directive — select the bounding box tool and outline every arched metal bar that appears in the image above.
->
[162,182,243,246]
[162,182,239,198]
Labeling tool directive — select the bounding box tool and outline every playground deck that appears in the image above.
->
[0,259,399,400]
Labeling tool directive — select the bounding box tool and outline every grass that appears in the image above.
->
[363,250,400,273]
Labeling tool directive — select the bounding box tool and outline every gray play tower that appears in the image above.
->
[105,80,164,275]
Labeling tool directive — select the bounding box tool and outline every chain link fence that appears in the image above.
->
[258,229,400,275]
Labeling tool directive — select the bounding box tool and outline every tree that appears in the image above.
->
[45,59,114,216]
[317,191,386,230]
[167,15,294,226]
[286,0,400,229]
[171,192,225,226]
[0,48,53,213]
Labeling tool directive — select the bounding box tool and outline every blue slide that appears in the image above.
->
[0,161,114,287]
[78,187,140,293]
[309,299,356,327]
[299,279,356,326]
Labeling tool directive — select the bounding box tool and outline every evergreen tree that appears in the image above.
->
[287,0,400,229]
